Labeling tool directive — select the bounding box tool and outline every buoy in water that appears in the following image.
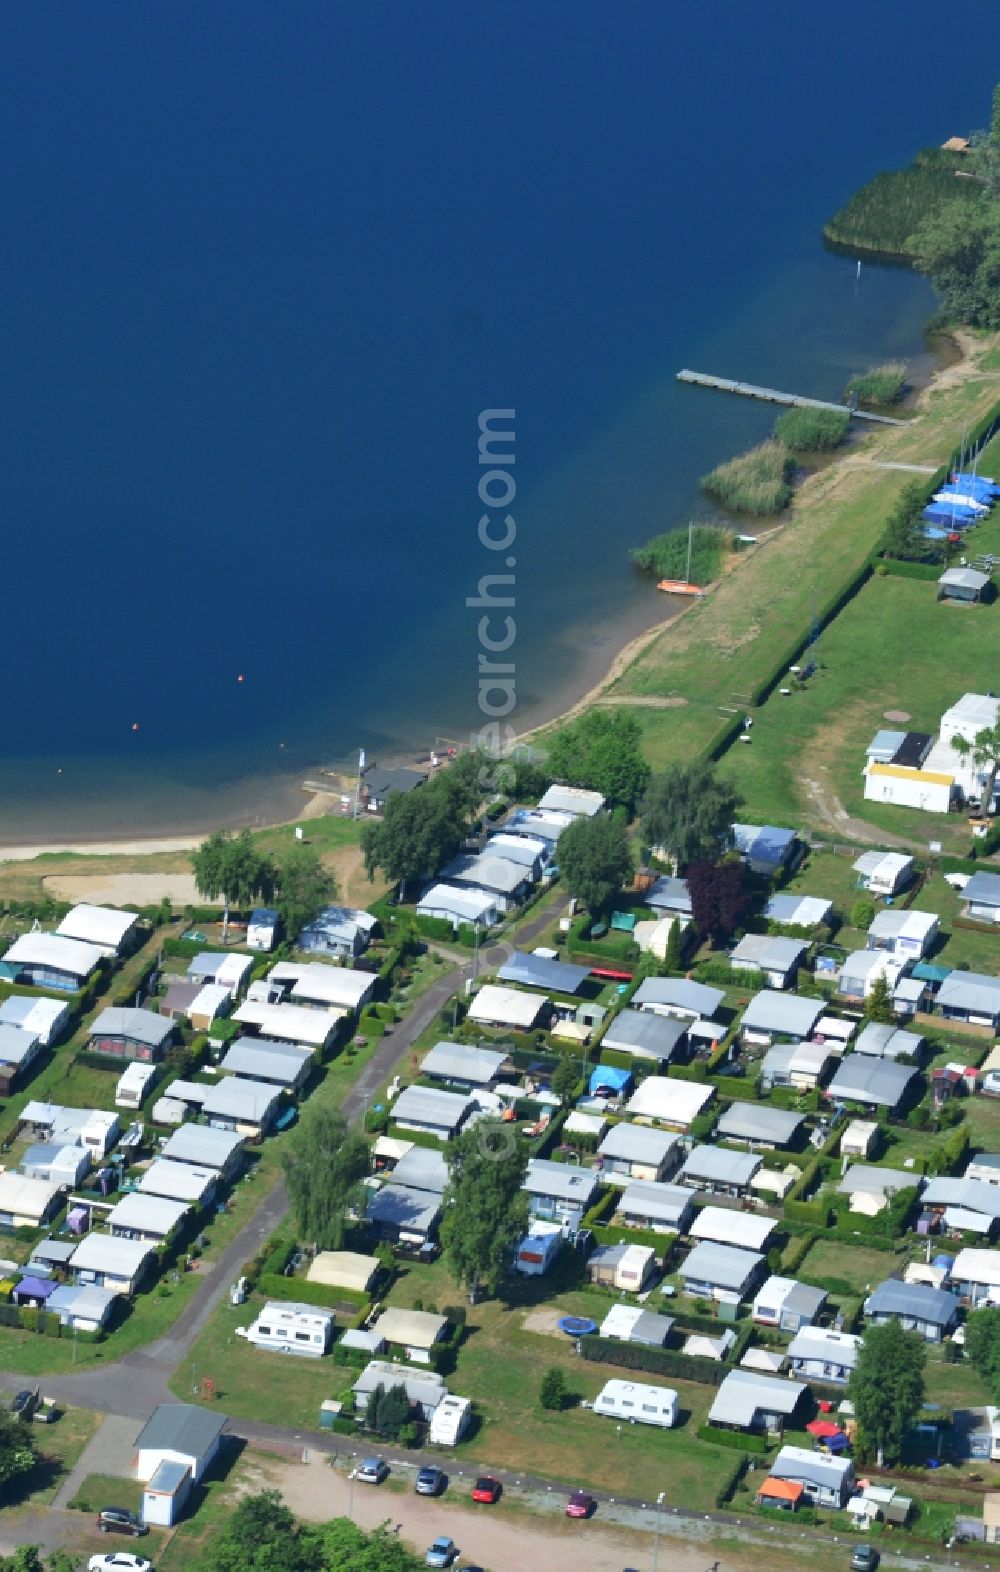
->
[237,673,245,683]
[131,722,140,732]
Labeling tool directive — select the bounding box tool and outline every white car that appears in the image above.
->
[88,1556,152,1572]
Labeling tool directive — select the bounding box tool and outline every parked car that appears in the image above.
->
[425,1539,460,1569]
[415,1466,447,1496]
[88,1557,152,1572]
[96,1508,148,1538]
[356,1457,389,1485]
[11,1389,38,1421]
[566,1490,596,1519]
[850,1549,879,1572]
[471,1475,502,1504]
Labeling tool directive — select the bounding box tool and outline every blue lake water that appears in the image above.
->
[2,1,998,838]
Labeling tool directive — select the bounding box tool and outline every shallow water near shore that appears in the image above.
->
[2,2,998,840]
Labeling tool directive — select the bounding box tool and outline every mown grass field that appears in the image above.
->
[717,574,997,851]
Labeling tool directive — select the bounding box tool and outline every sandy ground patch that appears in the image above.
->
[43,872,215,906]
[521,1307,565,1335]
[883,709,911,723]
[239,1452,745,1572]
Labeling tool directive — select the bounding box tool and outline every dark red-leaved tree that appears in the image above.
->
[687,857,751,944]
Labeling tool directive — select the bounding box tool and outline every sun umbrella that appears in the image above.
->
[806,1419,841,1437]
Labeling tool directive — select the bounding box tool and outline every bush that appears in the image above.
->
[845,362,907,406]
[539,1366,568,1410]
[631,524,729,587]
[701,440,794,516]
[774,407,849,451]
[850,897,876,929]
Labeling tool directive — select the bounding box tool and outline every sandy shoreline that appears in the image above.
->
[0,330,975,866]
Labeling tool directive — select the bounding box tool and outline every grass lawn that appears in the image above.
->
[799,1238,905,1293]
[2,1404,103,1508]
[717,574,998,850]
[69,1472,143,1512]
[923,1352,990,1411]
[962,1090,1000,1152]
[921,873,1000,973]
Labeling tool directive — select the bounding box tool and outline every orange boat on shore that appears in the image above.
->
[656,579,704,596]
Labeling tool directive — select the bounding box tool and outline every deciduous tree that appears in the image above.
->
[321,1520,425,1572]
[209,1490,321,1572]
[275,844,336,940]
[557,816,631,915]
[0,1413,36,1501]
[848,1317,925,1466]
[441,1119,528,1302]
[546,709,650,814]
[552,1055,581,1105]
[952,716,1000,817]
[687,857,750,944]
[361,782,467,900]
[640,763,742,870]
[864,970,896,1026]
[192,829,276,942]
[965,1306,1000,1400]
[280,1106,369,1249]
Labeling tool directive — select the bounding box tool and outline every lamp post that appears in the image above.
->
[652,1490,665,1572]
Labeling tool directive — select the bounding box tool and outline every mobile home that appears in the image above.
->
[235,1300,334,1358]
[592,1379,678,1429]
[428,1394,473,1446]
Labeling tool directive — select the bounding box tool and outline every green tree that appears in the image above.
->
[539,1366,567,1410]
[965,1306,1000,1400]
[321,1519,425,1572]
[367,1381,411,1440]
[848,1317,925,1466]
[909,197,1000,330]
[552,1055,581,1106]
[850,897,876,930]
[361,781,468,900]
[639,762,742,870]
[0,1413,36,1500]
[192,829,276,942]
[545,709,650,814]
[880,480,931,562]
[864,970,897,1026]
[274,843,336,940]
[280,1105,369,1249]
[557,816,631,915]
[440,1119,529,1302]
[663,916,684,970]
[209,1490,321,1572]
[952,715,1000,816]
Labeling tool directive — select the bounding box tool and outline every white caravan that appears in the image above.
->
[235,1300,334,1358]
[428,1394,472,1445]
[592,1378,678,1429]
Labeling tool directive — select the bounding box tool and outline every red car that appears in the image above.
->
[471,1475,502,1504]
[566,1490,595,1519]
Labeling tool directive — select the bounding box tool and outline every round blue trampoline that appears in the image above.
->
[558,1315,598,1337]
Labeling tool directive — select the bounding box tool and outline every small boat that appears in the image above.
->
[657,578,704,597]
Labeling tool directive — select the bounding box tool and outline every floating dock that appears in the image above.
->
[676,369,907,426]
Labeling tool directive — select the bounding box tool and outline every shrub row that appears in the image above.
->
[697,1423,769,1455]
[580,1334,730,1387]
[714,1452,750,1509]
[879,558,942,581]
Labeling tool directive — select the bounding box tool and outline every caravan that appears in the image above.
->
[592,1378,678,1429]
[235,1301,334,1358]
[428,1394,473,1446]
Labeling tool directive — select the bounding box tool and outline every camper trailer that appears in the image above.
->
[515,1222,563,1277]
[234,1300,334,1358]
[428,1394,473,1446]
[592,1378,678,1429]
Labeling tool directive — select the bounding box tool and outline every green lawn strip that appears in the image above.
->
[718,574,999,849]
[5,1404,103,1508]
[69,1471,143,1512]
[963,1092,1000,1152]
[797,1238,905,1295]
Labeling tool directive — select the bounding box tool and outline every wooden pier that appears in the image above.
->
[676,369,907,425]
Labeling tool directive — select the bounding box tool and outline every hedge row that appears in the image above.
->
[697,1423,769,1455]
[879,558,941,581]
[580,1334,730,1387]
[715,1452,750,1509]
[746,557,874,708]
[256,1273,373,1312]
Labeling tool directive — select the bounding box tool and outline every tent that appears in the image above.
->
[589,1065,631,1097]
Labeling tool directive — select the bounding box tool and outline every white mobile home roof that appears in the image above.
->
[922,1178,1000,1222]
[730,934,807,974]
[0,1023,39,1067]
[420,1041,506,1085]
[0,996,68,1043]
[486,832,548,867]
[496,951,591,994]
[371,1306,449,1349]
[598,1122,680,1166]
[538,785,605,816]
[201,1077,280,1125]
[107,1192,190,1237]
[625,1076,714,1127]
[392,1083,473,1134]
[90,1008,174,1051]
[763,894,832,928]
[523,1158,600,1207]
[716,1104,804,1146]
[617,1180,693,1229]
[56,903,138,951]
[678,1240,763,1293]
[188,952,253,990]
[868,908,938,945]
[854,1022,924,1061]
[602,1009,688,1061]
[5,933,103,979]
[0,1172,61,1221]
[69,1233,154,1278]
[786,1326,861,1371]
[679,1145,761,1189]
[689,1207,775,1252]
[138,1159,217,1204]
[416,883,498,924]
[189,983,230,1021]
[741,991,824,1038]
[937,972,1000,1017]
[389,1146,449,1194]
[220,1037,313,1085]
[631,977,724,1018]
[233,1000,344,1046]
[827,1056,916,1108]
[951,1247,1000,1287]
[853,850,914,885]
[467,985,545,1030]
[440,852,527,894]
[366,1184,441,1235]
[160,1124,244,1171]
[268,961,374,1011]
[709,1367,806,1427]
[838,1164,918,1197]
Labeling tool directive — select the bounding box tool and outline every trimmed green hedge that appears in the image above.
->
[697,1423,769,1455]
[880,558,942,581]
[580,1334,729,1387]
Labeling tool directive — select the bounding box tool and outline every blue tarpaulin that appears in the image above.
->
[923,503,977,525]
[589,1065,630,1096]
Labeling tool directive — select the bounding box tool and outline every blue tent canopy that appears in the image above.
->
[589,1065,631,1096]
[923,503,977,525]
